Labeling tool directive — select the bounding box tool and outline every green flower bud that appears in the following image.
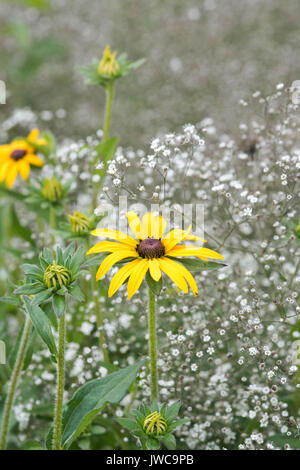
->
[44,263,71,290]
[143,411,167,436]
[42,177,63,202]
[68,211,91,234]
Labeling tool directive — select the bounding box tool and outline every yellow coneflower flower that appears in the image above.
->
[87,211,224,299]
[0,129,45,188]
[97,45,120,77]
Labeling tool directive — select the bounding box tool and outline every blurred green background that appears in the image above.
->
[1,0,300,146]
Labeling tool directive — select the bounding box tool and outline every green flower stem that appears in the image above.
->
[53,313,66,450]
[0,316,31,450]
[91,267,110,363]
[49,206,56,249]
[148,287,158,402]
[102,82,114,142]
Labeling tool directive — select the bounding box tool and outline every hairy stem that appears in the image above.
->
[53,313,66,450]
[102,82,114,142]
[0,316,31,450]
[148,287,158,402]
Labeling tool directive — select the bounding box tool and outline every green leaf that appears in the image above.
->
[31,288,54,305]
[161,433,176,450]
[21,264,44,279]
[146,271,163,296]
[14,283,44,295]
[81,254,105,268]
[176,258,227,272]
[68,285,85,302]
[23,439,45,450]
[60,360,146,449]
[95,136,119,169]
[117,417,137,432]
[168,418,190,431]
[146,438,161,450]
[23,297,57,358]
[270,434,300,449]
[52,294,66,318]
[69,245,85,274]
[165,401,181,422]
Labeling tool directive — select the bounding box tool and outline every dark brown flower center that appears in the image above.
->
[10,149,27,161]
[137,238,165,259]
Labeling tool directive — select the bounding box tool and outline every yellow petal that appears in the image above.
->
[162,225,192,252]
[6,164,19,188]
[27,128,40,142]
[148,258,161,281]
[168,245,224,260]
[0,145,11,161]
[152,215,167,239]
[19,161,30,180]
[127,259,149,299]
[24,154,44,167]
[0,160,12,182]
[86,241,136,255]
[108,259,140,297]
[126,211,141,239]
[164,258,198,296]
[158,257,188,293]
[96,251,138,280]
[140,213,155,239]
[91,228,137,247]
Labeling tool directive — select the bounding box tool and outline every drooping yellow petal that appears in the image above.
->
[6,164,19,188]
[164,257,198,295]
[91,228,137,247]
[108,259,140,297]
[126,211,141,239]
[0,160,12,182]
[86,241,136,255]
[148,258,161,281]
[24,154,44,167]
[96,251,138,280]
[158,257,188,293]
[184,233,206,242]
[27,128,40,142]
[168,245,224,260]
[127,259,149,299]
[19,161,30,180]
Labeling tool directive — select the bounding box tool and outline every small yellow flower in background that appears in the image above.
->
[69,211,91,234]
[0,129,44,188]
[87,211,224,299]
[97,45,120,78]
[42,177,63,202]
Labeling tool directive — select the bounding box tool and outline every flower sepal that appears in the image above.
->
[117,401,188,450]
[25,176,72,211]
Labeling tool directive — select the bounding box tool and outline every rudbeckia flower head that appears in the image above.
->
[0,129,45,188]
[87,211,224,299]
[97,45,120,78]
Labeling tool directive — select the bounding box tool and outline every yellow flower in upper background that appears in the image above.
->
[87,211,224,299]
[97,45,120,77]
[0,129,45,188]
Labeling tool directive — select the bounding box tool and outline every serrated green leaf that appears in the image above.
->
[117,417,137,432]
[31,288,54,305]
[161,433,176,450]
[68,284,85,302]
